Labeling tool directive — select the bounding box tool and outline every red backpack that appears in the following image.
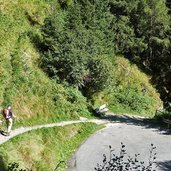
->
[2,109,7,118]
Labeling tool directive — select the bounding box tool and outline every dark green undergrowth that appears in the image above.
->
[154,109,171,122]
[0,122,104,171]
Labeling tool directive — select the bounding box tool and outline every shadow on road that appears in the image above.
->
[157,160,171,171]
[100,113,171,135]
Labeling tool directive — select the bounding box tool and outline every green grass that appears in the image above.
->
[0,35,92,126]
[0,0,55,103]
[0,0,92,126]
[0,122,104,171]
[0,0,162,127]
[91,57,162,117]
[12,110,95,129]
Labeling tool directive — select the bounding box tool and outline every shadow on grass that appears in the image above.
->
[157,160,171,171]
[0,155,6,171]
[100,113,171,135]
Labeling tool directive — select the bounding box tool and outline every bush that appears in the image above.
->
[95,143,157,171]
[91,57,162,116]
[113,86,153,113]
[7,162,28,171]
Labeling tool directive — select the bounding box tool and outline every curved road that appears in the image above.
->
[67,115,171,171]
[1,115,171,170]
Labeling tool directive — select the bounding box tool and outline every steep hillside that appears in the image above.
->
[0,0,162,127]
[0,0,91,126]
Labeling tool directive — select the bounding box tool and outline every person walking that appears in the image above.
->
[2,105,16,136]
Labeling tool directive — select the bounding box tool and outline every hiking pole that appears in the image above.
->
[12,113,17,126]
[54,161,65,171]
[13,117,16,125]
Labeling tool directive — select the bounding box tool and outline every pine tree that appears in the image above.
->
[41,0,114,93]
[109,0,171,107]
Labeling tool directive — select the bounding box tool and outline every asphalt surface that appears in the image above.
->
[67,116,171,171]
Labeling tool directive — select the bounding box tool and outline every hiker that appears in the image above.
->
[2,105,16,136]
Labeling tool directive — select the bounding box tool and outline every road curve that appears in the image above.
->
[67,117,171,171]
[1,114,171,171]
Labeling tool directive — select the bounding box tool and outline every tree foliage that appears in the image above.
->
[41,0,114,94]
[109,0,171,109]
[41,0,171,109]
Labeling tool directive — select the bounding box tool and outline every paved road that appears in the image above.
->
[67,116,171,171]
[1,114,171,170]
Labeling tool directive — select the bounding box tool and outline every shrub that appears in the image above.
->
[95,143,157,171]
[91,57,162,115]
[112,85,154,113]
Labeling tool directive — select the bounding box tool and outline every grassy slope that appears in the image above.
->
[92,57,162,116]
[0,2,162,171]
[0,0,162,128]
[0,0,92,127]
[0,122,104,171]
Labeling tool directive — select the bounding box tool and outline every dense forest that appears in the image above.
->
[0,0,171,124]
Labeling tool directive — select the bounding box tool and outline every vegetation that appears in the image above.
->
[108,0,171,111]
[0,0,170,123]
[40,0,162,116]
[0,0,164,126]
[41,0,114,93]
[1,0,171,170]
[0,0,93,127]
[42,0,170,116]
[95,143,157,171]
[91,57,162,116]
[0,122,103,171]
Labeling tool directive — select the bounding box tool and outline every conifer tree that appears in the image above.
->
[109,0,171,107]
[41,0,114,93]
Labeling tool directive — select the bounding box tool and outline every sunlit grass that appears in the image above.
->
[0,122,104,171]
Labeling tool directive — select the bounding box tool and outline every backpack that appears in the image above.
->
[2,109,7,118]
[2,109,12,119]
